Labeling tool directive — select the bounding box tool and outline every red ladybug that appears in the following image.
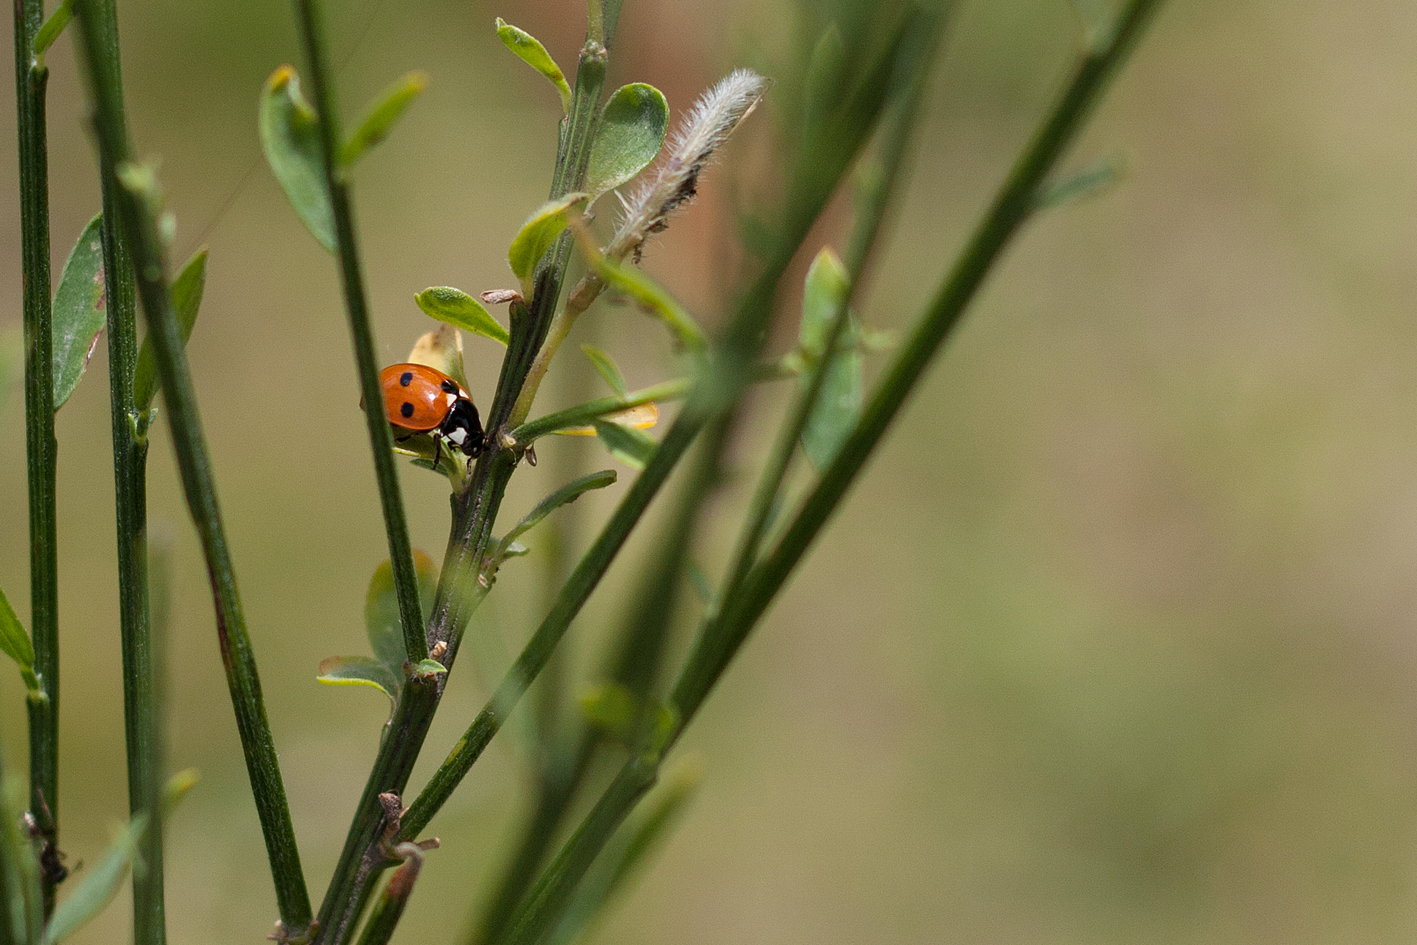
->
[379,362,484,465]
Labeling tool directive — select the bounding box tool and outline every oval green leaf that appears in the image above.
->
[340,70,429,168]
[316,656,399,703]
[508,193,587,296]
[365,551,439,677]
[415,287,509,345]
[580,345,626,395]
[587,83,669,197]
[133,248,207,412]
[260,66,335,253]
[495,18,571,111]
[51,213,106,410]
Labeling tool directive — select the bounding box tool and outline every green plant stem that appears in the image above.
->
[676,0,1165,726]
[351,848,426,945]
[314,27,620,945]
[12,0,60,915]
[291,0,426,667]
[71,1,313,935]
[52,2,168,940]
[714,7,946,627]
[469,737,595,945]
[509,4,1164,937]
[511,361,796,444]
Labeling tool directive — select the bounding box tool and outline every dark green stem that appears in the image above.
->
[13,0,60,915]
[351,852,424,945]
[291,0,425,666]
[71,1,313,934]
[314,21,623,945]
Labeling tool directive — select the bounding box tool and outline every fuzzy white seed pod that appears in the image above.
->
[608,68,770,262]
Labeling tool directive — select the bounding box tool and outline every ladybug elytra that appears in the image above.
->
[379,362,484,465]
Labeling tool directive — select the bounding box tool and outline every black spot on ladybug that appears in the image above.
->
[400,401,414,418]
[400,372,414,386]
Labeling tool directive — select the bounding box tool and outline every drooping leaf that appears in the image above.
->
[508,193,587,297]
[586,83,668,197]
[495,18,571,111]
[594,420,656,470]
[364,551,439,678]
[0,585,41,700]
[340,71,430,168]
[40,813,147,944]
[32,0,74,63]
[260,66,335,253]
[580,345,626,395]
[798,248,862,471]
[415,287,509,345]
[585,252,706,351]
[316,656,400,703]
[495,470,617,560]
[132,248,207,412]
[50,213,106,410]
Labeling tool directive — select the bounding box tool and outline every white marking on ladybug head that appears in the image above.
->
[447,427,467,445]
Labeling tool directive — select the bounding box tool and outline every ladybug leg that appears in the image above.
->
[431,435,444,470]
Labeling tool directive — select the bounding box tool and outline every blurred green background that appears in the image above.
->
[5,0,1417,942]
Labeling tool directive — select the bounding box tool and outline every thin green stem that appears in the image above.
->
[315,21,623,943]
[399,410,709,841]
[510,5,1164,937]
[12,0,60,915]
[715,7,947,625]
[352,847,428,945]
[673,0,1166,729]
[291,0,426,666]
[71,1,313,934]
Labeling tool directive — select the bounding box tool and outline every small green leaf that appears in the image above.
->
[0,584,41,699]
[495,18,571,111]
[364,551,439,679]
[594,420,656,470]
[798,248,862,471]
[41,813,148,944]
[132,248,207,412]
[580,345,627,395]
[340,70,429,168]
[32,0,74,63]
[586,253,707,351]
[163,768,201,814]
[414,287,509,345]
[502,541,531,558]
[508,193,587,297]
[586,83,668,197]
[1036,155,1124,209]
[260,66,335,253]
[50,213,106,410]
[496,469,618,559]
[411,658,447,677]
[317,656,399,702]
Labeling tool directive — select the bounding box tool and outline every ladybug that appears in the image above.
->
[379,362,485,466]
